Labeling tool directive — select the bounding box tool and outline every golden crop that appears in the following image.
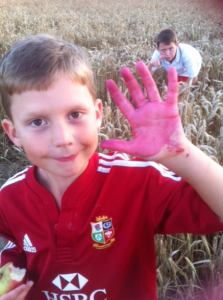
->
[0,0,223,298]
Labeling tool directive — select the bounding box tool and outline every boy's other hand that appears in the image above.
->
[100,61,187,163]
[0,281,33,300]
[148,57,163,69]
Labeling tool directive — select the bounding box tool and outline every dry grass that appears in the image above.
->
[0,0,223,298]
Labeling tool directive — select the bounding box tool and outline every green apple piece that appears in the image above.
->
[0,262,26,296]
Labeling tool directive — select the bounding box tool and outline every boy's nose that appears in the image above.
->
[52,122,74,147]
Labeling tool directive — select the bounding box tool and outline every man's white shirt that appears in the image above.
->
[151,43,202,78]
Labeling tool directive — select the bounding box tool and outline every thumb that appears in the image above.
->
[100,140,133,155]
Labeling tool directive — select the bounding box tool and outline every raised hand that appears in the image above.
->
[100,61,187,163]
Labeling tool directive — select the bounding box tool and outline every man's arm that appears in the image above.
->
[147,56,163,76]
[147,63,154,76]
[100,62,223,221]
[191,76,198,85]
[183,48,201,85]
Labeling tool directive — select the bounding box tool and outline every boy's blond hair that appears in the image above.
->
[0,34,96,120]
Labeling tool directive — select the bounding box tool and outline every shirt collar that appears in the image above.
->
[175,46,180,63]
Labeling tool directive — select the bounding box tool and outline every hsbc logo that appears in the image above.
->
[42,273,107,300]
[52,273,88,291]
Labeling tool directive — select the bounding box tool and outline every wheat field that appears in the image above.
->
[0,0,223,299]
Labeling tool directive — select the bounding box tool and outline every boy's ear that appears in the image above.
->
[95,99,103,130]
[1,119,23,147]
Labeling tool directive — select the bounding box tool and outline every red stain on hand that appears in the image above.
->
[176,148,184,153]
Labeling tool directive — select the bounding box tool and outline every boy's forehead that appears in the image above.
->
[158,42,177,49]
[11,75,91,98]
[10,77,94,110]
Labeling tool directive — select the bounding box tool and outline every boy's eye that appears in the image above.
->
[31,119,46,127]
[70,112,81,119]
[160,47,174,53]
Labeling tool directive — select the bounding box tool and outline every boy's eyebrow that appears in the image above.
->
[19,102,90,118]
[30,106,87,115]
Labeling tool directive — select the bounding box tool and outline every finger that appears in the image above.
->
[150,60,159,68]
[119,67,147,108]
[106,80,134,120]
[100,139,134,155]
[136,61,161,102]
[166,67,178,104]
[16,281,33,300]
[1,282,33,300]
[0,285,26,300]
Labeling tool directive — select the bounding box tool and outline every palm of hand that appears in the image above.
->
[100,62,185,161]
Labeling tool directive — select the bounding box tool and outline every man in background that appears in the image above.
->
[148,29,202,84]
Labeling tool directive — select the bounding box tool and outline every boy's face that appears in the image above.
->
[2,75,102,182]
[157,42,178,63]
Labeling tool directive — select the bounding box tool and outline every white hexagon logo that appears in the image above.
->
[52,273,88,291]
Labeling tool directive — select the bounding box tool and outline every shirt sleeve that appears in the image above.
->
[146,164,223,235]
[182,47,202,78]
[0,208,26,269]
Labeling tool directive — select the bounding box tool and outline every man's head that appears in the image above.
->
[0,34,97,120]
[156,29,178,63]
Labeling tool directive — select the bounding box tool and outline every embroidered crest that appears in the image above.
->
[91,216,115,249]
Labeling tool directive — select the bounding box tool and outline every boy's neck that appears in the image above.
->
[35,167,77,210]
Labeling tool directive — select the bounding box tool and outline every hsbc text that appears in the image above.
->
[42,289,107,300]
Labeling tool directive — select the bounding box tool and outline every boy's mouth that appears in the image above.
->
[54,154,78,162]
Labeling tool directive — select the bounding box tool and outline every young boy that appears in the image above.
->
[148,29,202,84]
[0,34,223,300]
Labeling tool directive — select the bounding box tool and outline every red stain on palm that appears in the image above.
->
[176,148,184,153]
